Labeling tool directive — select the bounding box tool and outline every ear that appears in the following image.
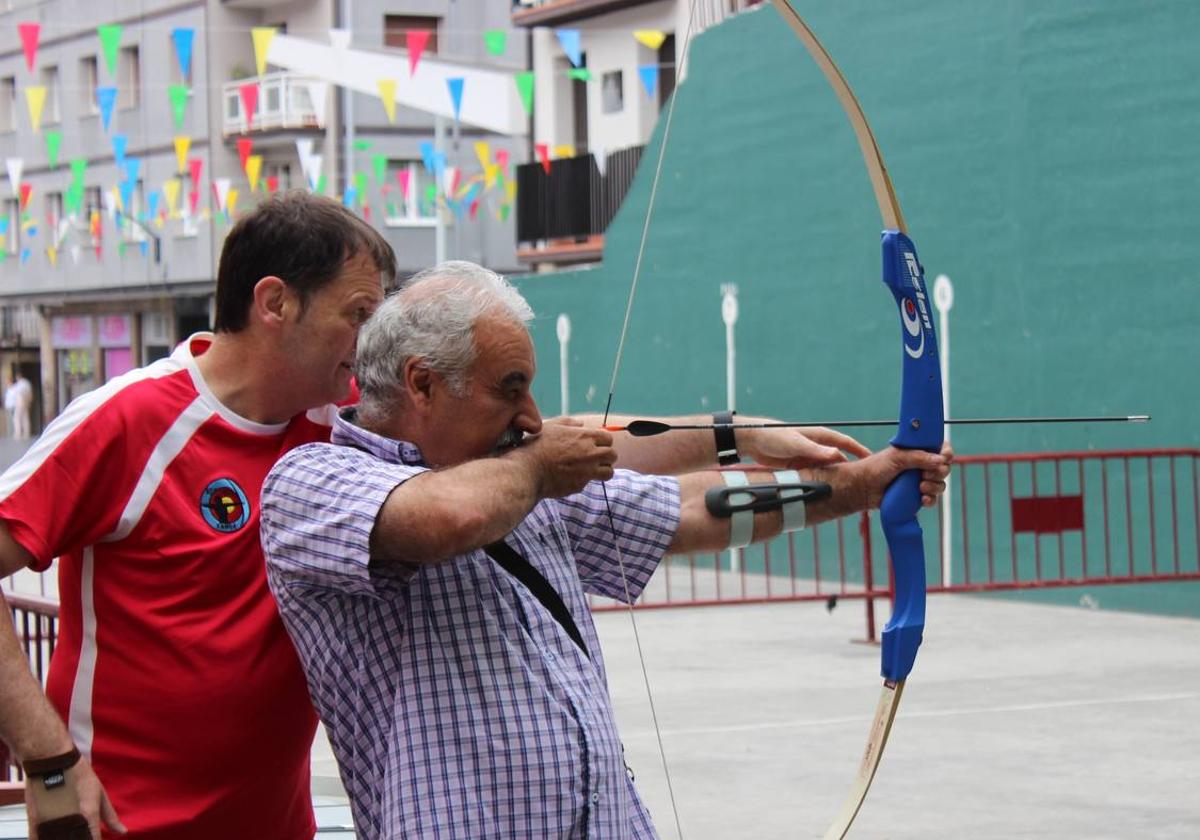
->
[401,359,438,409]
[248,276,298,329]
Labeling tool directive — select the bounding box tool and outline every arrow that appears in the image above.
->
[604,415,1150,437]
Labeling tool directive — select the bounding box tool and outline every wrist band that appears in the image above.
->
[22,747,81,778]
[713,410,739,465]
[773,470,807,532]
[720,470,754,548]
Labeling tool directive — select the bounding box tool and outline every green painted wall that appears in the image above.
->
[510,2,1200,617]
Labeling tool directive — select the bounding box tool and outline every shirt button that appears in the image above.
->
[591,792,600,805]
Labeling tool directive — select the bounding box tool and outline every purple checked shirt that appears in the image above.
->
[260,409,680,840]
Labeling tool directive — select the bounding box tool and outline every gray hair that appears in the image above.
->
[354,261,534,408]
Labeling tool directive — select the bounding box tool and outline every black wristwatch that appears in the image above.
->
[713,410,739,465]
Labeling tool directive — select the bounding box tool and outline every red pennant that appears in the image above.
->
[18,183,32,211]
[188,189,200,216]
[265,176,279,193]
[535,143,551,175]
[449,169,461,196]
[188,158,203,190]
[469,199,479,220]
[406,30,431,75]
[238,83,259,130]
[396,169,411,200]
[236,138,253,171]
[17,23,39,72]
[495,149,510,173]
[362,205,371,222]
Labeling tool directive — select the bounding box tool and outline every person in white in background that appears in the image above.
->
[4,368,32,439]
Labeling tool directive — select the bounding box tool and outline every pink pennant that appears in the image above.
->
[238,83,259,130]
[266,175,279,193]
[396,169,411,200]
[495,149,510,173]
[188,190,200,216]
[449,169,461,197]
[17,23,39,72]
[535,143,551,175]
[406,30,431,75]
[188,158,203,190]
[362,205,371,223]
[236,138,253,171]
[469,199,479,220]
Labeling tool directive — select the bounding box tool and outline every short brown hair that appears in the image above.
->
[213,191,397,332]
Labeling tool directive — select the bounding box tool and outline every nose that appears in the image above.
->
[516,393,542,436]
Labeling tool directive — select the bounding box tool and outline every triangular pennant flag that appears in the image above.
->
[419,141,434,172]
[505,178,517,203]
[239,83,259,130]
[555,29,582,67]
[97,87,117,131]
[554,144,574,159]
[442,166,460,198]
[111,134,127,165]
[306,154,323,191]
[124,157,141,184]
[307,81,329,125]
[446,77,464,121]
[20,247,30,264]
[514,72,534,116]
[296,138,322,189]
[406,30,431,75]
[24,86,46,130]
[139,240,148,258]
[314,172,326,195]
[44,131,61,169]
[46,245,57,267]
[236,137,253,170]
[353,139,372,152]
[147,190,159,219]
[329,28,351,50]
[6,158,23,193]
[245,155,262,192]
[371,153,387,186]
[97,24,122,77]
[396,169,411,201]
[495,149,510,174]
[343,187,357,208]
[567,68,592,82]
[535,143,550,175]
[484,30,506,57]
[633,29,667,51]
[19,183,32,211]
[119,179,134,213]
[593,147,608,177]
[474,141,491,171]
[162,179,181,214]
[188,158,203,190]
[430,151,446,174]
[168,84,189,129]
[17,23,40,72]
[353,172,367,197]
[70,158,87,188]
[171,28,194,79]
[188,189,201,217]
[638,65,658,98]
[376,79,397,123]
[484,163,499,190]
[174,136,190,173]
[226,187,239,217]
[498,204,510,222]
[265,175,278,194]
[469,199,479,221]
[251,27,277,77]
[213,177,231,213]
[64,184,81,214]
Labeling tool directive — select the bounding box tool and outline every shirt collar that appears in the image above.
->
[332,407,427,466]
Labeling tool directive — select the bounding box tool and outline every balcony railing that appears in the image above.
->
[515,144,643,250]
[222,72,324,136]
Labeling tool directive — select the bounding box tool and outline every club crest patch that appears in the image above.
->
[199,478,251,533]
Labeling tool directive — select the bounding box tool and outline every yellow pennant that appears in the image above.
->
[484,163,499,190]
[634,30,667,51]
[505,179,516,202]
[553,144,574,160]
[227,187,239,216]
[377,79,397,123]
[245,155,262,192]
[474,141,491,171]
[162,179,181,215]
[174,136,191,173]
[46,245,57,267]
[251,27,277,77]
[24,86,46,131]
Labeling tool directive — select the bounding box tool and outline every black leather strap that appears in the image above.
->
[713,410,739,465]
[484,540,589,658]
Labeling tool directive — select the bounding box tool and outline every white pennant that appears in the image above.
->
[307,81,329,126]
[593,148,608,178]
[213,178,231,213]
[6,158,23,193]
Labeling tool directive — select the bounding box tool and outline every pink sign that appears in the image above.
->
[98,315,132,348]
[51,316,92,349]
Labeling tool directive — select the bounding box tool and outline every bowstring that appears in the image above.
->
[598,2,707,838]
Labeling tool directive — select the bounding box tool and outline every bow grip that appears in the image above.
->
[879,471,927,682]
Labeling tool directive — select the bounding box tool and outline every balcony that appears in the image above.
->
[515,144,643,268]
[0,304,41,349]
[511,0,661,27]
[222,72,324,137]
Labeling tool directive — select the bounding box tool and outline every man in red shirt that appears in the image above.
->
[0,191,396,839]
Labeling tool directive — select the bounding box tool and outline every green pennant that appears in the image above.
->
[484,30,507,56]
[566,68,592,82]
[385,201,397,217]
[314,173,327,195]
[353,139,372,152]
[98,25,123,77]
[353,172,367,197]
[499,204,510,222]
[0,250,7,263]
[45,131,62,169]
[64,184,82,214]
[168,85,189,130]
[515,72,534,116]
[424,183,436,205]
[70,158,88,189]
[371,153,387,186]
[118,241,127,258]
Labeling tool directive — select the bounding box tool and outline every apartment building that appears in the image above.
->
[0,0,526,427]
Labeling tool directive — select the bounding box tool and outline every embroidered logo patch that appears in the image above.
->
[199,478,251,533]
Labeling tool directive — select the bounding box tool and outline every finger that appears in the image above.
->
[101,793,127,835]
[808,427,872,459]
[590,428,614,447]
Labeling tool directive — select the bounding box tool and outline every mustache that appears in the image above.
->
[493,427,525,452]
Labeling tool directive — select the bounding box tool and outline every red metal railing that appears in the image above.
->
[1,592,58,783]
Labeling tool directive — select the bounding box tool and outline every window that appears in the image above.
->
[384,160,437,226]
[45,192,63,245]
[263,162,292,192]
[383,15,439,54]
[80,55,99,114]
[4,199,19,256]
[0,77,15,132]
[601,71,623,114]
[118,46,140,110]
[120,181,146,243]
[40,65,61,124]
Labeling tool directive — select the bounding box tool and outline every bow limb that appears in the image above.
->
[767,2,944,836]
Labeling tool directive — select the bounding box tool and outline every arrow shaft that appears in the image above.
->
[607,415,1149,437]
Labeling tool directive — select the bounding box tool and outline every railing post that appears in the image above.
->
[860,511,877,643]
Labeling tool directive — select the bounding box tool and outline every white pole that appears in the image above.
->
[556,314,571,416]
[721,285,739,572]
[933,274,954,587]
[434,114,447,264]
